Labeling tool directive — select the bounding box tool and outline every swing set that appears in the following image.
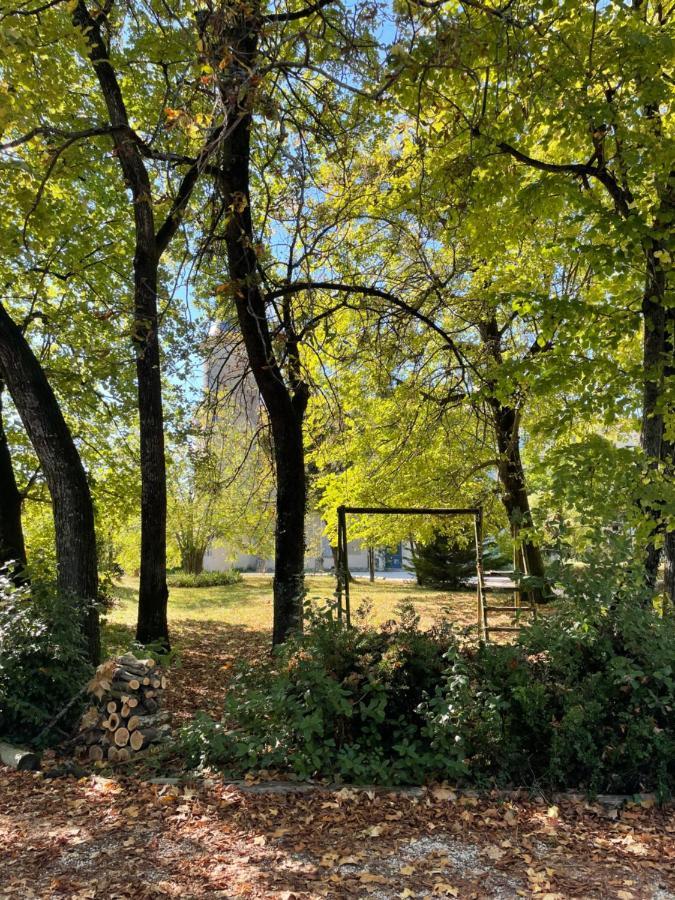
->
[334,505,536,641]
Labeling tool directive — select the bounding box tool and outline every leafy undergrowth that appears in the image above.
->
[0,770,673,899]
[179,601,675,795]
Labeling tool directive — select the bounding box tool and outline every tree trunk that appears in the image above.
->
[74,0,170,650]
[490,400,547,591]
[180,544,206,575]
[640,241,667,588]
[0,304,100,662]
[639,160,674,604]
[134,262,170,649]
[208,11,307,644]
[271,412,306,644]
[0,379,27,582]
[478,317,546,599]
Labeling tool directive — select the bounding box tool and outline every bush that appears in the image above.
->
[181,594,675,795]
[167,570,242,588]
[0,570,92,745]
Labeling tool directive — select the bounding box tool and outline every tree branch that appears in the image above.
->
[265,280,469,375]
[0,124,123,152]
[497,140,633,218]
[155,125,226,256]
[264,0,334,22]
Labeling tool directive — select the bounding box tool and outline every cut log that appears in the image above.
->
[113,668,144,683]
[160,676,167,689]
[117,747,131,762]
[110,680,140,694]
[126,696,139,709]
[0,742,41,771]
[129,730,144,752]
[127,715,140,732]
[133,713,169,728]
[138,725,170,745]
[114,727,130,747]
[107,713,120,731]
[108,747,119,762]
[121,703,130,718]
[107,701,118,714]
[88,745,104,762]
[80,706,100,730]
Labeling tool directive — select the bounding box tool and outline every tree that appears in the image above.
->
[2,0,231,648]
[390,0,674,596]
[0,379,26,582]
[0,304,99,663]
[196,0,389,642]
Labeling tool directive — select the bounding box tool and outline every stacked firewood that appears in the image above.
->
[74,653,170,763]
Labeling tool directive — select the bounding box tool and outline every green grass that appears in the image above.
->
[106,573,479,652]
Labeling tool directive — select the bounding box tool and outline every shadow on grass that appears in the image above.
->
[101,620,135,658]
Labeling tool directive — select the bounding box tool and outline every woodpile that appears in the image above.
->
[74,653,170,763]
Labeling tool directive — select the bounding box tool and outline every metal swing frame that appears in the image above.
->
[334,505,486,633]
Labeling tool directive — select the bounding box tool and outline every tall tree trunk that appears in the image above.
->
[478,317,546,597]
[206,9,307,644]
[0,380,27,583]
[134,261,170,647]
[74,0,170,649]
[0,305,99,662]
[640,242,667,587]
[271,411,306,644]
[490,399,546,590]
[639,159,675,604]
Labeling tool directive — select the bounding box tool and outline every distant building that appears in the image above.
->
[203,325,411,575]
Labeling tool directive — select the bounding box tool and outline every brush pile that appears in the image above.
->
[74,653,170,763]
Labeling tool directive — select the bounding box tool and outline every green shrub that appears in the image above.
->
[181,593,675,794]
[167,570,242,588]
[0,570,92,745]
[181,601,468,784]
[423,596,675,795]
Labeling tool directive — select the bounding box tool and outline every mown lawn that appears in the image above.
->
[107,573,480,646]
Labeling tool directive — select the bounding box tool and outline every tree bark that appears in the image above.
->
[641,242,667,587]
[489,399,547,588]
[74,0,169,649]
[134,260,169,648]
[180,543,207,575]
[478,317,546,599]
[270,410,306,644]
[0,379,27,582]
[206,8,307,644]
[0,304,100,662]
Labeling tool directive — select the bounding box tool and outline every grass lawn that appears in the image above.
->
[109,573,479,634]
